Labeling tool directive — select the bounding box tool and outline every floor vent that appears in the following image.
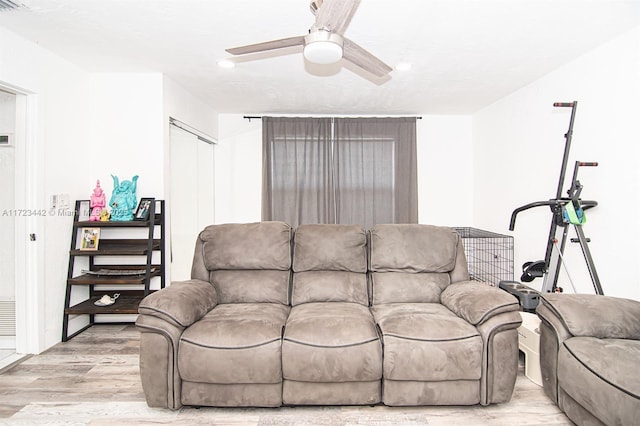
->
[0,301,16,336]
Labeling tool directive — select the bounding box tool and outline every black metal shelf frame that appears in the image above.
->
[62,199,165,341]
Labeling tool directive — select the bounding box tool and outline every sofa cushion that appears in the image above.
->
[558,337,640,425]
[292,224,368,305]
[178,303,289,384]
[293,224,367,272]
[198,221,292,304]
[369,224,462,304]
[210,270,290,305]
[282,302,382,382]
[372,303,483,381]
[292,271,368,306]
[369,224,459,273]
[199,221,292,271]
[371,272,450,304]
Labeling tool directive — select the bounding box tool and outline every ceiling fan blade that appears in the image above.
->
[314,0,360,34]
[226,35,305,55]
[342,38,392,77]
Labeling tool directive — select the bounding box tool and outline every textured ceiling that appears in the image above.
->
[1,0,639,114]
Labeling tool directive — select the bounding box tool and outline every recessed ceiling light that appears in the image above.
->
[217,59,235,69]
[395,62,412,71]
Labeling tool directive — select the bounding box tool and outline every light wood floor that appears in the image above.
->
[0,324,572,425]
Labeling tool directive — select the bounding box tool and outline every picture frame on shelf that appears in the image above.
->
[134,198,153,221]
[80,227,100,250]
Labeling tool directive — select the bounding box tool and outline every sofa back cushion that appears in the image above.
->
[193,221,292,304]
[291,224,368,306]
[369,224,468,304]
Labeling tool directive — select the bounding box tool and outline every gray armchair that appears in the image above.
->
[536,293,640,425]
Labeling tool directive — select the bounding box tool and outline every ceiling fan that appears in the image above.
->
[225,0,392,78]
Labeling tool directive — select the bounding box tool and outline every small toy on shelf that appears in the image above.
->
[99,208,110,221]
[89,180,106,222]
[109,174,138,221]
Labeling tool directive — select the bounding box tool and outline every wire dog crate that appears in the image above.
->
[454,227,514,286]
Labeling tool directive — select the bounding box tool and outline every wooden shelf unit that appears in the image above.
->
[62,199,165,341]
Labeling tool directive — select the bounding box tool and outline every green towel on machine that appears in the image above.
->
[563,201,586,225]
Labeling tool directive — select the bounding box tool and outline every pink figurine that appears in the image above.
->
[89,180,106,221]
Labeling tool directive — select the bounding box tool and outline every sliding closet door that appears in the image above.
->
[170,125,215,281]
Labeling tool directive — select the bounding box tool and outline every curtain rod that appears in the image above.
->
[244,115,422,121]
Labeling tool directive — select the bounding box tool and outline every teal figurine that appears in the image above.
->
[109,174,139,221]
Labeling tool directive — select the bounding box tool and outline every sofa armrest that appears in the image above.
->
[441,281,521,405]
[138,279,218,328]
[135,279,217,410]
[441,281,520,326]
[537,293,640,339]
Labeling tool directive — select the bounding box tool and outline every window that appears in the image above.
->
[262,117,417,228]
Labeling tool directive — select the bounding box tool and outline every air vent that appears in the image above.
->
[0,300,16,336]
[0,0,26,11]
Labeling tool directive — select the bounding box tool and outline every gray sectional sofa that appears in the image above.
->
[136,221,522,409]
[536,293,640,425]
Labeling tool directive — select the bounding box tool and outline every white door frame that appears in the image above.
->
[5,83,42,354]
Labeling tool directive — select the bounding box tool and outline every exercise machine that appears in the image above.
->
[508,101,603,295]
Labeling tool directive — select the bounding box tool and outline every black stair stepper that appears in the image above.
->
[499,280,540,312]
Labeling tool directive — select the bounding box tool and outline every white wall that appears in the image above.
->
[473,26,640,300]
[215,114,474,226]
[163,76,218,139]
[0,90,15,131]
[88,73,164,198]
[215,114,262,224]
[418,116,474,226]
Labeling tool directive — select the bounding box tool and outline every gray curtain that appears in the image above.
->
[262,117,334,227]
[334,117,417,228]
[262,116,418,228]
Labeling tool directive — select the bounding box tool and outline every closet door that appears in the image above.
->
[170,125,215,281]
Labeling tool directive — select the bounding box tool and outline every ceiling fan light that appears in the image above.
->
[304,41,343,64]
[303,30,344,65]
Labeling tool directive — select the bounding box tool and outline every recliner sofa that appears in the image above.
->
[136,221,522,409]
[536,293,640,425]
